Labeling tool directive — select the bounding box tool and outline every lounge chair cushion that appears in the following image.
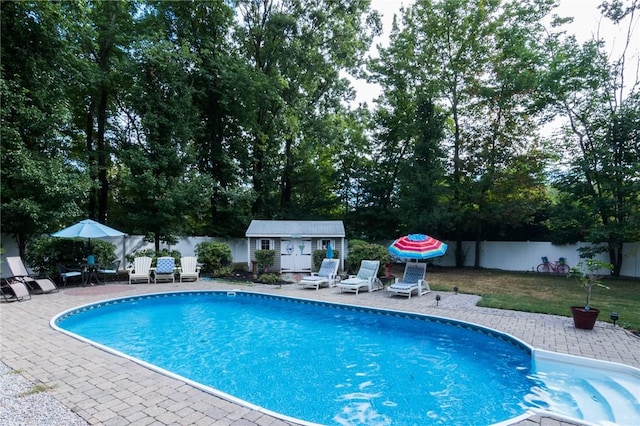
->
[337,260,382,294]
[300,259,340,290]
[388,262,430,298]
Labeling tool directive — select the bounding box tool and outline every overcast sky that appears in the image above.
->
[352,0,639,105]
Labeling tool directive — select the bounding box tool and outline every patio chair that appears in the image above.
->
[336,260,382,295]
[179,257,200,282]
[57,264,82,287]
[127,256,152,284]
[153,257,176,284]
[5,256,58,294]
[387,262,430,298]
[299,258,340,290]
[97,260,121,282]
[1,279,31,302]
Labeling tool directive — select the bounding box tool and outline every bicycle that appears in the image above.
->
[537,256,570,274]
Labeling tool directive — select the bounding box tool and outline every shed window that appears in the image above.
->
[257,239,274,250]
[319,239,334,250]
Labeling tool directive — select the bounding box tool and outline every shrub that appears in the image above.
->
[25,236,117,277]
[255,249,275,272]
[257,273,280,284]
[196,241,232,273]
[125,249,181,267]
[312,249,340,271]
[345,239,390,275]
[211,265,234,278]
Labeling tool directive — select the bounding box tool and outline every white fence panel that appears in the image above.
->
[1,233,638,277]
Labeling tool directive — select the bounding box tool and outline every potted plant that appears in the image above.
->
[569,259,613,330]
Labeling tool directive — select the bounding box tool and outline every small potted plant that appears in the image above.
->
[569,259,613,330]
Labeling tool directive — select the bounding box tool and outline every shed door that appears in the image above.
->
[280,239,312,272]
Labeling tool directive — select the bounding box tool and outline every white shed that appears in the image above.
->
[245,220,346,273]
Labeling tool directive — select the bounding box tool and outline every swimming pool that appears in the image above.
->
[52,291,639,425]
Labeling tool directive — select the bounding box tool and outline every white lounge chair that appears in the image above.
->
[179,257,200,282]
[299,258,340,290]
[387,262,430,298]
[5,256,58,294]
[128,256,152,284]
[337,260,382,295]
[153,257,175,283]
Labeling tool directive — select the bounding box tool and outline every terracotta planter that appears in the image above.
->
[570,306,600,330]
[384,263,392,278]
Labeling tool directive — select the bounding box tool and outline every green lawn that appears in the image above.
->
[406,266,640,334]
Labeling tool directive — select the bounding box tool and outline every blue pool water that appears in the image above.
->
[55,291,538,425]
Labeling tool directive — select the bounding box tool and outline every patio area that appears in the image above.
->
[1,278,638,425]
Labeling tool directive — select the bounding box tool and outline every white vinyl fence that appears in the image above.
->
[1,234,639,278]
[431,240,640,278]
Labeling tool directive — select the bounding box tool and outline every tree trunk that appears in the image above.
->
[280,137,293,210]
[610,242,623,277]
[474,237,481,269]
[97,88,109,223]
[85,104,96,218]
[17,234,27,260]
[455,239,464,267]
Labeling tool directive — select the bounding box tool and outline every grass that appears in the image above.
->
[392,266,640,334]
[19,383,55,397]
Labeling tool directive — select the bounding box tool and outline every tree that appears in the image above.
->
[543,0,640,275]
[63,0,136,222]
[171,1,256,237]
[397,98,449,234]
[116,2,205,250]
[235,0,381,219]
[0,1,92,256]
[368,0,556,264]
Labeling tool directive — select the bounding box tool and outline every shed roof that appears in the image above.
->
[246,220,345,238]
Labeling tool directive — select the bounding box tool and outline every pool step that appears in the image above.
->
[579,375,640,425]
[533,350,640,426]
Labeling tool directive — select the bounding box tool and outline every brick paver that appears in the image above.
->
[1,279,638,425]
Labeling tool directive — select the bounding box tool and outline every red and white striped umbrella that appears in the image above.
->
[388,234,448,260]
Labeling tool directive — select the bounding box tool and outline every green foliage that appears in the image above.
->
[312,249,340,271]
[344,240,390,274]
[24,237,117,278]
[569,259,614,309]
[0,2,93,254]
[211,266,234,278]
[2,0,638,281]
[257,273,280,284]
[195,241,232,273]
[19,383,55,397]
[125,249,155,264]
[125,249,181,267]
[544,13,640,275]
[255,250,276,272]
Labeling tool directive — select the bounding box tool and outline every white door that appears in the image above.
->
[280,239,312,272]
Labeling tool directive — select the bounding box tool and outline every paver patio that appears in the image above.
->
[1,278,638,425]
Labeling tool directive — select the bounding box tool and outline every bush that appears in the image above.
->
[196,241,232,274]
[125,249,181,267]
[211,265,234,278]
[25,236,117,277]
[255,249,275,272]
[312,249,340,271]
[257,273,280,284]
[345,239,390,275]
